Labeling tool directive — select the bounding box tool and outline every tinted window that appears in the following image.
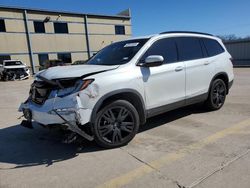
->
[54,23,68,33]
[87,39,148,66]
[4,61,23,66]
[141,38,178,64]
[38,54,49,66]
[115,25,125,35]
[34,21,45,33]
[176,37,203,61]
[203,38,225,57]
[0,55,10,64]
[58,53,71,63]
[0,19,6,32]
[199,39,208,58]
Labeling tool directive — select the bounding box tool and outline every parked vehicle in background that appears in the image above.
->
[39,59,65,70]
[0,60,30,81]
[19,31,234,148]
[72,60,86,65]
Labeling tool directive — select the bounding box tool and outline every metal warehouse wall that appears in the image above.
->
[224,39,250,67]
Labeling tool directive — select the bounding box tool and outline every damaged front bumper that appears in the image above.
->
[18,93,94,141]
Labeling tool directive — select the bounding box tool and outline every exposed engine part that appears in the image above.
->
[1,68,29,81]
[53,109,94,141]
[62,132,78,144]
[20,120,33,129]
[17,114,24,120]
[23,108,32,121]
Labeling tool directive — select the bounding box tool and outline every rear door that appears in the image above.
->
[175,37,214,101]
[139,38,186,110]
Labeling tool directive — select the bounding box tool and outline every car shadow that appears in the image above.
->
[139,103,207,133]
[0,104,207,169]
[0,123,101,170]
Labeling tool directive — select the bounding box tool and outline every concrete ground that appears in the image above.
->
[0,68,250,188]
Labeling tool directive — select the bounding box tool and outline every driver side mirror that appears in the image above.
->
[138,55,164,67]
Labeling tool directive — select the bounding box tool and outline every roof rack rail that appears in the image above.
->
[160,31,213,36]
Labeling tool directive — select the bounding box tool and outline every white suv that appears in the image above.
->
[19,31,234,148]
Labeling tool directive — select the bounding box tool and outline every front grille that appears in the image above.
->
[30,81,51,105]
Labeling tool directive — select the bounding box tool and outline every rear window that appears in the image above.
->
[175,37,203,61]
[202,38,225,57]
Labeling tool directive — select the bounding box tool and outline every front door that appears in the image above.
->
[139,37,186,110]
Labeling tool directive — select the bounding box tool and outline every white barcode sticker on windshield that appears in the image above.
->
[124,42,139,47]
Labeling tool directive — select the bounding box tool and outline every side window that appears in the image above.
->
[199,39,208,58]
[141,38,178,64]
[176,37,203,61]
[203,38,225,57]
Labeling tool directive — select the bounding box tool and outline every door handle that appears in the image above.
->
[175,66,183,72]
[204,61,210,65]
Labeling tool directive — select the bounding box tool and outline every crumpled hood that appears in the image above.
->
[37,64,119,80]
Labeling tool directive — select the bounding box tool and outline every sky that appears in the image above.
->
[0,0,250,37]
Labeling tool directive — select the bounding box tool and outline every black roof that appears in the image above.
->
[160,31,213,36]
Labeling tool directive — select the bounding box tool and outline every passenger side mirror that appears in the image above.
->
[138,55,164,67]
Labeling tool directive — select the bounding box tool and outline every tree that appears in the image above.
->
[217,34,240,42]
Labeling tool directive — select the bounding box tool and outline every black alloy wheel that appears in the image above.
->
[205,79,227,110]
[93,100,139,148]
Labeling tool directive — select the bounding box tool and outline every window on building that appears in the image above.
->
[38,54,49,66]
[202,38,225,57]
[54,22,68,33]
[0,55,10,64]
[58,53,71,63]
[140,38,178,64]
[176,37,203,61]
[34,21,45,33]
[115,25,125,35]
[0,19,6,32]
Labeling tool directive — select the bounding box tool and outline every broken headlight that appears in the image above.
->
[49,79,94,98]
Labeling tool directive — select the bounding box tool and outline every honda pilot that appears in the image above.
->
[19,31,234,148]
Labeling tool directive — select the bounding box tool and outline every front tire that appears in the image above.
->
[93,100,140,148]
[205,79,227,111]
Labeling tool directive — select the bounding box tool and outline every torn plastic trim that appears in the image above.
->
[52,109,94,141]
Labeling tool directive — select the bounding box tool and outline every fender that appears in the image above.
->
[208,72,229,95]
[90,89,147,125]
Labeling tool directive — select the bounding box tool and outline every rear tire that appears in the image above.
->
[204,79,227,111]
[92,100,140,148]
